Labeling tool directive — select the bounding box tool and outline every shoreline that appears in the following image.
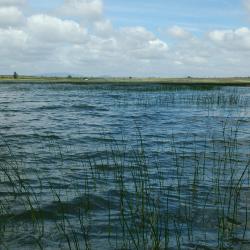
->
[1,76,250,86]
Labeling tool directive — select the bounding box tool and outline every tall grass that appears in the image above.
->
[0,119,249,249]
[114,88,249,109]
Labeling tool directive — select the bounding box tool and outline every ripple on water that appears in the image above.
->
[0,83,250,249]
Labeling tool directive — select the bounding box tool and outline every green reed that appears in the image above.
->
[114,88,249,110]
[0,119,249,249]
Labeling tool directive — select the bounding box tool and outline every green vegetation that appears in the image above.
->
[0,84,249,249]
[1,75,250,86]
[13,72,18,79]
[0,121,249,249]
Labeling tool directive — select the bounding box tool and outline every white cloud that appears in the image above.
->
[168,26,192,39]
[78,26,169,62]
[0,0,250,76]
[0,28,27,48]
[208,27,250,50]
[27,15,87,44]
[0,6,25,27]
[93,19,113,37]
[58,0,103,21]
[117,27,168,59]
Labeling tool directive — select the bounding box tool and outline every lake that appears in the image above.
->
[0,83,250,249]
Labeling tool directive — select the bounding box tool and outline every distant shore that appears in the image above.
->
[1,75,250,86]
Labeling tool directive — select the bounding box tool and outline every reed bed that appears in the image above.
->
[114,89,249,109]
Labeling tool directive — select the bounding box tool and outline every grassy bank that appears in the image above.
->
[1,75,250,86]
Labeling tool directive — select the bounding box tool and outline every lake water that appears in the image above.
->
[0,83,250,249]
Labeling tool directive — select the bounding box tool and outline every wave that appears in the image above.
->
[0,194,117,222]
[71,104,108,111]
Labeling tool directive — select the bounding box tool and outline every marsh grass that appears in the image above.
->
[0,118,249,249]
[116,89,249,109]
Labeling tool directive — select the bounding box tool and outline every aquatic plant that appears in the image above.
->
[0,119,249,249]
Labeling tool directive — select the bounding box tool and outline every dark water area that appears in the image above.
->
[0,83,250,249]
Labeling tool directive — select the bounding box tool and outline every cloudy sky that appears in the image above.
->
[1,0,250,77]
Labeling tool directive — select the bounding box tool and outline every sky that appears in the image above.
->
[0,0,250,77]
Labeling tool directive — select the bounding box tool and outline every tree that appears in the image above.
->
[13,72,18,79]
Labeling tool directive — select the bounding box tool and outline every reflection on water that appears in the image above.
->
[0,83,250,249]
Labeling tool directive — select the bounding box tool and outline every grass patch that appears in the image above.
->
[1,75,250,86]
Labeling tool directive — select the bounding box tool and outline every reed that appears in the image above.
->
[0,115,249,249]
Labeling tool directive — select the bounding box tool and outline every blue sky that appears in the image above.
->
[28,0,247,32]
[0,0,250,76]
[105,1,244,28]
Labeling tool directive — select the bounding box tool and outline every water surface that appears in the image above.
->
[0,83,250,249]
